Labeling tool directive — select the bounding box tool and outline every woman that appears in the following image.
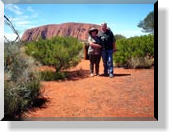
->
[88,27,102,77]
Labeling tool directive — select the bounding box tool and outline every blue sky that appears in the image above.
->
[4,4,154,41]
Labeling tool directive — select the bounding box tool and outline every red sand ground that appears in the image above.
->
[23,59,154,119]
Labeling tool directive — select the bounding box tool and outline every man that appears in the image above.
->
[98,23,116,78]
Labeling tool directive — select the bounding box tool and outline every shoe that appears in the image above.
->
[96,74,100,76]
[90,73,94,77]
[103,73,108,76]
[109,73,114,78]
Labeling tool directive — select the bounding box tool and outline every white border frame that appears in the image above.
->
[0,0,165,130]
[0,0,4,121]
[2,0,157,4]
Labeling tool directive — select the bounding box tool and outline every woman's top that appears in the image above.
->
[88,36,101,55]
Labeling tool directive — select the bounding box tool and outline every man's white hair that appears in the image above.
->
[101,22,107,26]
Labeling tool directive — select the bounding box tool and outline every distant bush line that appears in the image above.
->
[113,34,154,68]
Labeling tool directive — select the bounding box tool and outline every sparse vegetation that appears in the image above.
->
[4,43,41,119]
[113,35,154,68]
[40,71,68,81]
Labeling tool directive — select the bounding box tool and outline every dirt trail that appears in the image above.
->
[23,59,154,119]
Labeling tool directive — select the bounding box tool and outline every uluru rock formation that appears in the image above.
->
[21,22,101,42]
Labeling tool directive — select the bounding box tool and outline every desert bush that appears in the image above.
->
[113,35,154,68]
[4,43,41,119]
[127,56,154,68]
[40,71,68,81]
[25,36,83,72]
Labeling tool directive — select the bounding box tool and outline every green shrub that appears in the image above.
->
[113,35,154,68]
[40,71,68,81]
[4,43,41,119]
[25,36,83,72]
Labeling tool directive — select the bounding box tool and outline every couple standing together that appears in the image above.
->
[88,23,116,78]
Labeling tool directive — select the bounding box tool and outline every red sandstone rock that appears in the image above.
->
[21,22,101,41]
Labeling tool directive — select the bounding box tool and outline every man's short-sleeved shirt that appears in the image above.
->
[98,29,115,50]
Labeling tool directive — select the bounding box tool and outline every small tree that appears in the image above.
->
[25,36,83,72]
[138,11,154,34]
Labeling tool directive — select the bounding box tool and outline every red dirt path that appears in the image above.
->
[23,59,154,119]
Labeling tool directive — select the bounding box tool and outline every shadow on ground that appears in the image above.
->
[40,69,90,81]
[2,96,48,121]
[32,97,48,109]
[65,69,90,81]
[99,73,131,77]
[114,73,131,76]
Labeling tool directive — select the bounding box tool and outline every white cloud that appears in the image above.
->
[12,15,29,21]
[32,13,38,18]
[27,6,34,13]
[9,16,31,29]
[108,23,145,38]
[16,20,32,26]
[4,32,18,41]
[5,4,39,41]
[5,4,23,15]
[116,30,145,38]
